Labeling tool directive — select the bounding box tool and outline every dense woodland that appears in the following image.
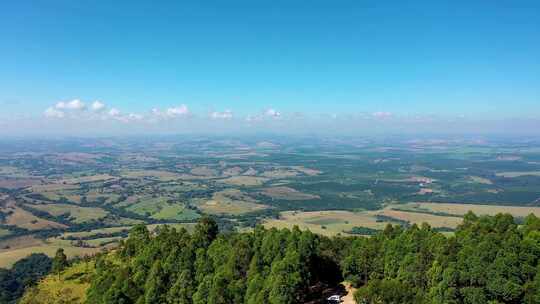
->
[85,217,343,304]
[61,213,540,304]
[0,254,51,303]
[344,212,540,303]
[3,213,540,303]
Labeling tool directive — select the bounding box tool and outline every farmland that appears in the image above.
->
[1,136,540,265]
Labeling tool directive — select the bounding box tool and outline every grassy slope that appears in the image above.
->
[19,260,96,304]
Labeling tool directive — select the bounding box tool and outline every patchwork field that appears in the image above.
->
[396,202,540,217]
[264,210,387,236]
[0,178,42,189]
[0,241,101,268]
[2,202,67,230]
[125,197,200,221]
[0,228,11,238]
[190,166,218,177]
[197,189,268,215]
[220,176,269,186]
[30,183,80,193]
[261,186,320,200]
[120,170,183,181]
[59,174,116,185]
[495,171,540,178]
[373,208,462,228]
[29,204,109,224]
[3,136,540,269]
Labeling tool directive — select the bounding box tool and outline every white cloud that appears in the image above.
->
[55,99,86,110]
[210,110,233,120]
[128,113,144,121]
[265,108,281,118]
[372,111,392,119]
[44,107,65,118]
[166,105,190,117]
[91,101,106,112]
[108,108,120,117]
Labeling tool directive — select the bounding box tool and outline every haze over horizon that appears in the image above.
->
[1,1,539,135]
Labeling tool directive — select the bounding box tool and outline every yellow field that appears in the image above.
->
[468,176,493,184]
[220,176,269,186]
[29,204,108,224]
[0,243,101,268]
[264,201,540,237]
[30,183,80,192]
[197,189,268,215]
[2,202,67,230]
[19,260,95,304]
[222,166,243,176]
[495,171,540,178]
[59,174,116,185]
[261,169,299,178]
[373,208,462,228]
[0,235,44,251]
[190,166,218,177]
[401,202,540,217]
[291,166,322,176]
[120,169,183,181]
[264,210,387,236]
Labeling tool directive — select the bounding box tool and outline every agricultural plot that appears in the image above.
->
[371,208,462,229]
[59,174,116,185]
[220,176,269,186]
[0,239,101,268]
[261,186,320,200]
[2,202,67,230]
[396,202,540,217]
[125,197,199,221]
[0,228,11,238]
[196,189,268,215]
[0,178,42,189]
[29,204,109,224]
[120,170,183,181]
[265,205,467,237]
[495,171,540,178]
[190,166,218,177]
[30,183,80,192]
[264,210,387,236]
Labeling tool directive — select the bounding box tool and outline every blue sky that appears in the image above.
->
[1,1,539,134]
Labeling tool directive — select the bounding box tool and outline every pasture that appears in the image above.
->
[397,202,540,217]
[261,186,320,200]
[29,204,109,224]
[197,189,268,215]
[2,202,67,230]
[220,176,269,186]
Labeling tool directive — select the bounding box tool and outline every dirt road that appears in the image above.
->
[341,282,357,304]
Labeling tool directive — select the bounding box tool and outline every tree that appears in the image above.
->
[193,216,219,248]
[51,248,68,280]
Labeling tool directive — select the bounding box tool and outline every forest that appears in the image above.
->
[15,212,540,304]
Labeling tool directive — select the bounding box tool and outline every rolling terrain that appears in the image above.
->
[1,136,540,268]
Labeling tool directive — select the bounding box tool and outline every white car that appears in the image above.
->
[327,295,341,303]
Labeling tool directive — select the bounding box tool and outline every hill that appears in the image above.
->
[19,213,540,304]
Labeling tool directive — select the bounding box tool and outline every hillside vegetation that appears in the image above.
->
[18,213,540,304]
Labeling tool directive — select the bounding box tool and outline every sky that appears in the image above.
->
[0,1,539,135]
